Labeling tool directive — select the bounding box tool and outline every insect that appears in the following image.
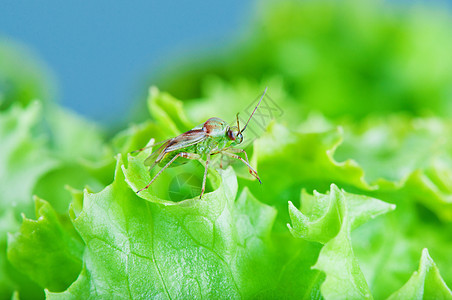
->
[134,88,267,199]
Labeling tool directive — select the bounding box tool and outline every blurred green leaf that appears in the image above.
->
[243,122,375,233]
[288,184,395,299]
[7,197,84,292]
[46,108,106,162]
[0,209,21,298]
[0,101,57,216]
[336,116,452,221]
[0,101,53,300]
[147,86,195,136]
[387,249,452,299]
[156,0,452,120]
[0,40,56,110]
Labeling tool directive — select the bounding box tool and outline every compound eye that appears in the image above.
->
[227,129,236,141]
[237,133,243,144]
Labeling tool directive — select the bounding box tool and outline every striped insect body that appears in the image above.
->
[134,88,268,199]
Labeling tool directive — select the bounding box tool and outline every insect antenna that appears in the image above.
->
[240,87,268,133]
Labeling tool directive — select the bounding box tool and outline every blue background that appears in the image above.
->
[0,1,252,123]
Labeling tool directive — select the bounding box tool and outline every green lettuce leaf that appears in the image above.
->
[288,184,395,299]
[0,209,21,298]
[7,197,84,292]
[403,164,452,222]
[329,115,452,296]
[47,153,279,298]
[46,107,106,163]
[1,100,110,299]
[241,122,376,234]
[351,202,452,299]
[146,2,452,295]
[147,86,194,136]
[111,121,167,156]
[0,102,58,299]
[0,40,56,110]
[155,0,452,120]
[3,62,451,299]
[387,249,452,299]
[0,101,58,216]
[112,86,199,159]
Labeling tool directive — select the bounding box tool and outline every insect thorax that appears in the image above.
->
[195,137,218,155]
[157,132,231,168]
[203,117,228,137]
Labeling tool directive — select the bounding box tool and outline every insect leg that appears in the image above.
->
[210,147,231,169]
[222,150,262,184]
[137,152,201,193]
[227,148,251,165]
[227,148,256,176]
[200,153,211,199]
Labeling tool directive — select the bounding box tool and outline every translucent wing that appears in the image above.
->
[131,138,171,154]
[143,140,170,169]
[165,129,207,152]
[143,129,207,170]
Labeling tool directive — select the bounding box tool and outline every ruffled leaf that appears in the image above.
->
[48,155,279,298]
[7,197,84,291]
[387,249,452,299]
[288,184,395,299]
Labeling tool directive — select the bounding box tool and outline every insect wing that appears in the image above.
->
[144,140,171,169]
[165,129,207,152]
[143,129,207,170]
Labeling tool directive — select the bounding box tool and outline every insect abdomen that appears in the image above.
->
[157,145,197,168]
[195,138,220,156]
[156,138,216,168]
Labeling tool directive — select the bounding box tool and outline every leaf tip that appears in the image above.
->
[149,85,160,97]
[420,248,433,266]
[329,183,340,192]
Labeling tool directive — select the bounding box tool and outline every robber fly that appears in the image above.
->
[134,88,267,199]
